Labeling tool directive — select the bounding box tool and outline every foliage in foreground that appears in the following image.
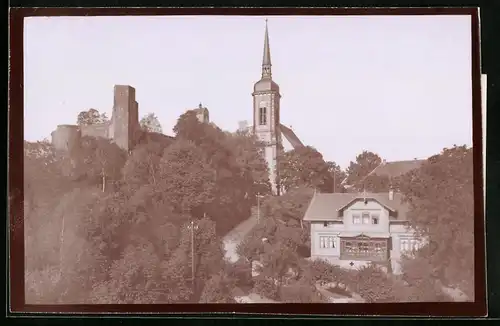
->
[24,110,271,304]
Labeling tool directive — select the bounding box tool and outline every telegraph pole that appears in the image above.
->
[257,192,260,223]
[191,220,195,283]
[188,220,198,293]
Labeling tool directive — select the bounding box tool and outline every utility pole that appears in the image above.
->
[257,192,260,223]
[333,171,336,193]
[188,220,198,293]
[257,192,265,223]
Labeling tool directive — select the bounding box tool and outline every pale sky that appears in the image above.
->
[24,15,472,168]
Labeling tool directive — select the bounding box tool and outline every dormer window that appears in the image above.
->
[362,212,370,224]
[259,107,267,125]
[353,212,380,225]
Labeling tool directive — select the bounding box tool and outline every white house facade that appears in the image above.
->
[303,191,424,274]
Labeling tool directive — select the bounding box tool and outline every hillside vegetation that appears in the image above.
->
[25,110,271,304]
[25,107,475,303]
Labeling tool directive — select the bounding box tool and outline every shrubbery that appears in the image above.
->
[253,276,279,301]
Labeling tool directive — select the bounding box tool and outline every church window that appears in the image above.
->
[259,107,267,125]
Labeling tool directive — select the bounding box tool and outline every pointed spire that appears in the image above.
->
[262,19,272,79]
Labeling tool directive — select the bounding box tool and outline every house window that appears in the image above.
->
[352,214,361,224]
[400,238,420,253]
[319,236,336,249]
[372,214,379,225]
[259,107,267,125]
[340,237,388,261]
[401,239,409,252]
[362,212,370,224]
[323,222,328,227]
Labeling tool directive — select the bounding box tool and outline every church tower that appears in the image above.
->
[252,20,282,195]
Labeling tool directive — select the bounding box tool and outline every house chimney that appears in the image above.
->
[389,189,394,201]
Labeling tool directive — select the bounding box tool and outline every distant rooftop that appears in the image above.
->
[341,158,426,187]
[368,159,425,179]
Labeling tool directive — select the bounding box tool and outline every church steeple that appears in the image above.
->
[261,19,272,79]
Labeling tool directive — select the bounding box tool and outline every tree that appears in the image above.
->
[363,174,391,193]
[325,161,347,193]
[157,138,216,217]
[279,276,323,303]
[224,131,272,197]
[24,140,78,274]
[24,140,70,221]
[253,243,300,299]
[77,108,108,126]
[397,145,474,299]
[159,217,225,303]
[278,146,333,193]
[75,136,127,191]
[344,151,382,190]
[173,109,268,235]
[262,186,314,237]
[397,254,453,302]
[140,113,163,133]
[348,264,398,303]
[173,110,206,141]
[90,241,164,304]
[26,188,117,303]
[199,271,237,303]
[122,141,165,191]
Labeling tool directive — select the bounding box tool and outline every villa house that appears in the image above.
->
[303,190,423,274]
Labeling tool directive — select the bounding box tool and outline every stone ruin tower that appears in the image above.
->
[51,85,140,154]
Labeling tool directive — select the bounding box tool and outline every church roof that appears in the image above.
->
[279,124,304,149]
[303,192,409,222]
[262,19,271,68]
[253,20,279,93]
[253,78,280,93]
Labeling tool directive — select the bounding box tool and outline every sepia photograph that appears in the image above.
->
[15,9,484,313]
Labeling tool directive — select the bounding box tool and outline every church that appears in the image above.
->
[50,20,304,195]
[242,20,304,195]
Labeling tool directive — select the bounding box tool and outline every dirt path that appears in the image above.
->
[222,214,258,263]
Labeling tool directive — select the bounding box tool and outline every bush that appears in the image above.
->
[253,276,279,300]
[304,259,354,285]
[279,278,323,303]
[199,272,236,303]
[227,259,254,289]
[349,264,397,303]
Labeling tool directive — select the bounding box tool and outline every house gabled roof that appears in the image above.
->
[278,124,304,149]
[335,193,400,213]
[303,192,409,222]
